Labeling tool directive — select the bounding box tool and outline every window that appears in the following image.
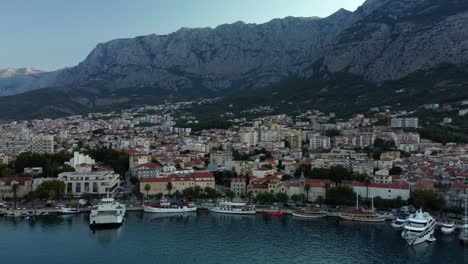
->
[67,183,72,193]
[92,182,98,193]
[76,182,81,193]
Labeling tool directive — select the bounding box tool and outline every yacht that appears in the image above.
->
[209,202,256,215]
[440,220,456,235]
[57,207,80,215]
[292,209,327,219]
[459,194,468,245]
[391,213,410,230]
[144,200,197,213]
[89,197,126,228]
[401,208,436,246]
[338,195,385,222]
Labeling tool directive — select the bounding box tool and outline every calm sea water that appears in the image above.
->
[0,212,466,264]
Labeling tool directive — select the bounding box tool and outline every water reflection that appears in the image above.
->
[91,227,122,247]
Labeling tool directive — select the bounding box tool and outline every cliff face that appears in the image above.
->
[1,0,468,96]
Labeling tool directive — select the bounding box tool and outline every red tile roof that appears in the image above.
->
[352,181,410,190]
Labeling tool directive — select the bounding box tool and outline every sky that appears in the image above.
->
[0,0,365,71]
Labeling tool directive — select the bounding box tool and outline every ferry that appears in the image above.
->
[440,220,456,235]
[391,213,410,230]
[338,195,385,222]
[401,208,436,246]
[89,197,126,228]
[292,209,327,219]
[144,200,197,213]
[57,207,80,215]
[209,202,256,215]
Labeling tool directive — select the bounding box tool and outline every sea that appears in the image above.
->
[0,212,466,264]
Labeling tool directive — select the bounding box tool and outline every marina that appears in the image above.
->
[0,211,467,264]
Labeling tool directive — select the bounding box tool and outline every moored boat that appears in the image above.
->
[459,193,468,245]
[338,195,385,222]
[391,213,410,230]
[440,220,456,235]
[144,200,197,213]
[89,197,126,228]
[292,209,327,219]
[264,208,284,217]
[209,202,256,215]
[401,208,436,246]
[57,207,80,215]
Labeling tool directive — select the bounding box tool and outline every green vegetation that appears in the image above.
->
[85,148,129,176]
[409,189,445,211]
[416,127,468,144]
[0,164,15,177]
[325,185,356,206]
[34,180,66,199]
[14,152,73,177]
[294,165,366,184]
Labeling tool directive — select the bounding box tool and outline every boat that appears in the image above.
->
[89,197,126,228]
[401,208,436,246]
[338,195,385,222]
[440,220,456,235]
[459,193,468,245]
[209,202,256,215]
[427,234,436,243]
[264,208,284,217]
[391,213,410,230]
[143,200,197,213]
[292,209,327,219]
[57,207,80,215]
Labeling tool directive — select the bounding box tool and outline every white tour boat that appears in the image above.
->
[89,197,126,228]
[440,220,456,235]
[292,209,327,219]
[209,202,256,215]
[391,213,410,230]
[401,208,436,246]
[459,194,468,245]
[144,200,197,213]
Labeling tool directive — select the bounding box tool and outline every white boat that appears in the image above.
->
[89,197,126,228]
[57,207,80,215]
[144,200,197,213]
[401,208,436,246]
[209,202,256,215]
[440,220,456,235]
[391,213,410,230]
[292,209,327,219]
[339,195,385,222]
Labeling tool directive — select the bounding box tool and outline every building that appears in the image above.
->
[58,169,121,196]
[352,182,410,200]
[288,131,302,150]
[139,172,215,196]
[23,167,43,176]
[252,167,275,178]
[32,177,57,191]
[0,177,32,199]
[391,117,419,128]
[129,153,151,176]
[309,134,331,150]
[231,177,247,197]
[30,135,54,154]
[304,179,334,202]
[358,132,375,148]
[210,151,233,166]
[66,152,95,169]
[240,131,258,146]
[134,163,162,179]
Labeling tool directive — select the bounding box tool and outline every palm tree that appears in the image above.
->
[166,182,173,197]
[316,195,324,208]
[12,183,18,210]
[304,184,311,203]
[364,176,371,206]
[144,184,151,197]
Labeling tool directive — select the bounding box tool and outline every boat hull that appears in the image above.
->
[339,214,386,222]
[391,222,406,230]
[144,205,197,213]
[292,212,327,219]
[89,221,123,229]
[441,226,456,235]
[264,211,284,217]
[209,207,256,215]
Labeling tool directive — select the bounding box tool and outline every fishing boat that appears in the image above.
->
[338,195,385,222]
[89,197,126,228]
[391,213,410,230]
[440,220,456,235]
[459,193,468,245]
[401,208,436,246]
[264,208,284,217]
[144,200,197,213]
[209,202,256,215]
[292,209,327,219]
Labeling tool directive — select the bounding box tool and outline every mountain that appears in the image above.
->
[0,0,468,118]
[0,68,61,96]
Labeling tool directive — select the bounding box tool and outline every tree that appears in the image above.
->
[81,193,93,204]
[304,184,311,202]
[325,129,341,138]
[12,183,18,209]
[166,182,173,197]
[225,190,235,202]
[411,189,445,211]
[291,194,300,204]
[130,176,139,185]
[389,166,402,175]
[316,195,324,207]
[144,184,151,197]
[35,180,65,199]
[325,185,356,206]
[275,193,289,204]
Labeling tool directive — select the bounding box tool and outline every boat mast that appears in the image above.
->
[356,193,359,210]
[371,196,374,212]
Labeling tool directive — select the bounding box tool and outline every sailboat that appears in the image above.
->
[459,192,468,244]
[338,194,386,222]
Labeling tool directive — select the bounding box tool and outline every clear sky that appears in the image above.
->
[0,0,365,71]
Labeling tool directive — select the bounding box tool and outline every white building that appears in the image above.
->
[30,135,54,154]
[58,169,121,196]
[66,152,95,169]
[240,130,258,146]
[352,182,410,200]
[309,134,331,150]
[391,117,419,128]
